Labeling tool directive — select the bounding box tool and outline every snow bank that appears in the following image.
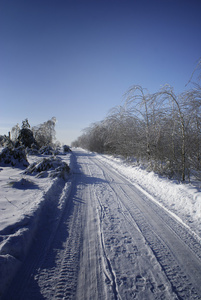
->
[0,153,72,296]
[97,153,201,239]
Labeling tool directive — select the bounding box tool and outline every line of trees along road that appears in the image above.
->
[72,82,201,182]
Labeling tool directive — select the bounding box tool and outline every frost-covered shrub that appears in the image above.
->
[25,156,70,179]
[0,135,9,147]
[53,147,61,155]
[26,143,39,155]
[39,146,54,155]
[32,117,56,148]
[17,128,37,148]
[63,145,71,153]
[0,146,29,168]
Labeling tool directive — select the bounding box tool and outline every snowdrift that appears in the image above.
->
[0,151,72,296]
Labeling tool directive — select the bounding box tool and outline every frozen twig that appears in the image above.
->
[5,197,18,208]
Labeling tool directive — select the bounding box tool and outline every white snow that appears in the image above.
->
[97,153,201,239]
[0,148,201,296]
[0,151,72,295]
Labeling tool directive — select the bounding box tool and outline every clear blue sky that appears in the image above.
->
[1,0,201,145]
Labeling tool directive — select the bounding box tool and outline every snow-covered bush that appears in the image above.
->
[17,128,37,148]
[25,156,70,179]
[26,143,40,155]
[63,145,71,153]
[39,146,54,155]
[53,147,62,155]
[0,135,8,147]
[0,146,29,168]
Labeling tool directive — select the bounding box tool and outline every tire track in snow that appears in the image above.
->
[2,170,83,299]
[33,155,86,299]
[89,169,120,300]
[100,231,119,300]
[92,156,201,299]
[37,180,84,300]
[113,181,201,299]
[87,156,177,299]
[2,177,73,300]
[75,156,118,300]
[3,151,114,300]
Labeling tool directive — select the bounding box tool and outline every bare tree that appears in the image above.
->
[22,118,31,129]
[11,123,20,142]
[183,84,201,174]
[124,85,153,158]
[32,117,57,148]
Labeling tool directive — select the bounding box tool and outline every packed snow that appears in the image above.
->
[97,153,201,239]
[0,147,201,298]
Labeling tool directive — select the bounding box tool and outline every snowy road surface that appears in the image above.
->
[3,149,201,299]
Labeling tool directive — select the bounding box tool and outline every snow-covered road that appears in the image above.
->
[3,149,201,299]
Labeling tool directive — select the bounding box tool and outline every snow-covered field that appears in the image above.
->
[0,147,201,298]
